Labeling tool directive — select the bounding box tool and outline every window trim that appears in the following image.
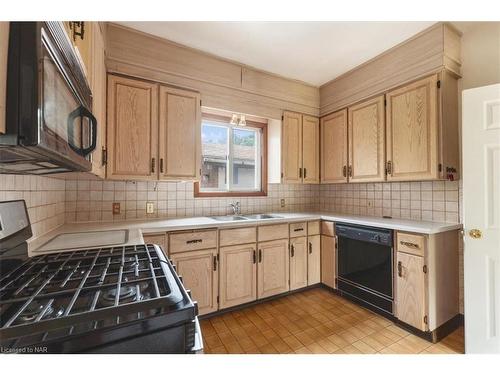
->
[194,113,268,197]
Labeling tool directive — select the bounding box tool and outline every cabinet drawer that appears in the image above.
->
[169,230,217,254]
[396,232,425,256]
[289,222,307,237]
[220,227,257,246]
[143,233,167,254]
[321,221,335,237]
[258,224,289,242]
[307,221,320,236]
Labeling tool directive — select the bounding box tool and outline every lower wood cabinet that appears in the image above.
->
[170,248,218,315]
[143,233,167,254]
[257,239,290,299]
[321,234,336,289]
[396,251,426,331]
[219,243,257,309]
[289,236,308,290]
[307,235,321,285]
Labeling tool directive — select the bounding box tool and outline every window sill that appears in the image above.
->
[193,184,267,197]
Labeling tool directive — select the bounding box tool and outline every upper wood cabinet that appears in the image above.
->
[107,75,159,180]
[170,248,218,315]
[386,75,439,181]
[302,115,320,183]
[89,23,107,178]
[320,109,348,183]
[107,74,202,181]
[257,239,290,299]
[281,111,303,183]
[282,111,319,184]
[348,95,386,182]
[219,243,257,309]
[159,86,201,180]
[0,22,8,135]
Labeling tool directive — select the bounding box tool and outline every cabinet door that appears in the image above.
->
[307,235,321,285]
[321,235,336,288]
[282,111,303,183]
[289,237,308,290]
[170,248,218,315]
[71,21,93,80]
[0,22,8,135]
[386,75,439,181]
[257,239,290,299]
[396,252,427,331]
[89,23,106,178]
[348,95,386,182]
[302,115,320,183]
[107,75,158,180]
[320,109,348,183]
[219,243,257,309]
[159,86,201,180]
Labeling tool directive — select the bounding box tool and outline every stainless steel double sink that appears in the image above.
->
[209,214,283,221]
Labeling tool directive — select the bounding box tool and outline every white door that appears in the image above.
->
[463,84,500,353]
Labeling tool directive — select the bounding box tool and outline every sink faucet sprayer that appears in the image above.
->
[229,202,241,215]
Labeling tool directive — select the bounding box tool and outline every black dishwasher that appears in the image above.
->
[336,223,394,315]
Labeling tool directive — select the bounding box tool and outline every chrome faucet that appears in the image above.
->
[229,202,241,215]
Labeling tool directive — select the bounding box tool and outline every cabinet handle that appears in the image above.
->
[299,168,302,178]
[348,165,353,177]
[342,165,347,177]
[160,158,164,173]
[397,261,403,277]
[309,242,312,254]
[151,157,156,173]
[213,255,217,271]
[290,244,295,257]
[293,228,304,232]
[400,241,419,249]
[253,250,256,264]
[386,161,392,175]
[304,168,307,179]
[186,239,202,244]
[258,249,262,263]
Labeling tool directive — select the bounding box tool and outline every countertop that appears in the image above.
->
[28,212,462,255]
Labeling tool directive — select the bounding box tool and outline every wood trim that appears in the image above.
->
[106,23,320,118]
[193,117,268,197]
[0,22,9,135]
[319,23,461,115]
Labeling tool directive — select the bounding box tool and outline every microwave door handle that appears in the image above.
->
[67,106,97,157]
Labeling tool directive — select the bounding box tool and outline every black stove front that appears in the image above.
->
[0,200,199,354]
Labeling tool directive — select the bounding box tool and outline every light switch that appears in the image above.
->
[280,199,286,208]
[146,202,155,214]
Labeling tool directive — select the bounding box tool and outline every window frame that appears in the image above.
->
[194,113,268,197]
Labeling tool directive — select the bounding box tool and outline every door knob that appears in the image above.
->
[469,229,482,239]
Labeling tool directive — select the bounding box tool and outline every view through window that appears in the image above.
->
[200,120,261,193]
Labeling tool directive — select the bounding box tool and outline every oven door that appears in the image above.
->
[337,235,394,299]
[38,27,96,168]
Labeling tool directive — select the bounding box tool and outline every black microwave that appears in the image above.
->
[0,22,97,175]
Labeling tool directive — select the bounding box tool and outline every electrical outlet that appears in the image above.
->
[146,202,155,214]
[112,202,120,215]
[280,199,286,208]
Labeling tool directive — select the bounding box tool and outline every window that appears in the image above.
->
[194,114,267,197]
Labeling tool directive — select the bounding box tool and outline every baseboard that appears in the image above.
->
[199,283,321,320]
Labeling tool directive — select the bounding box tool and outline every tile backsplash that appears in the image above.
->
[0,174,65,239]
[319,180,461,223]
[64,180,321,223]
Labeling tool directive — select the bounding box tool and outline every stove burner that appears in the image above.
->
[100,282,150,307]
[18,301,64,323]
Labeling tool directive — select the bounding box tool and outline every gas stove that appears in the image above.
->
[0,200,201,354]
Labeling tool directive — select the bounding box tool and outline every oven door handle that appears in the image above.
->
[67,105,97,157]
